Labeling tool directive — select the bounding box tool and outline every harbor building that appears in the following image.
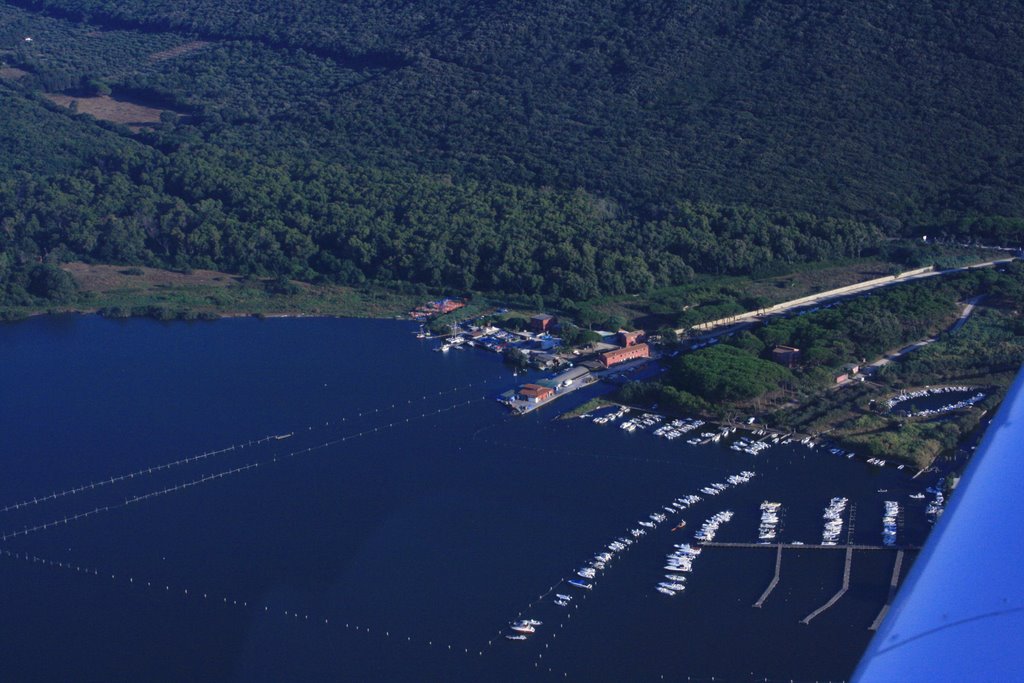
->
[600,343,650,368]
[551,366,590,388]
[518,384,554,403]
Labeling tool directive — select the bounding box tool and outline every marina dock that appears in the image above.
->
[753,544,783,608]
[704,541,919,624]
[801,546,853,624]
[701,542,918,551]
[869,549,906,630]
[507,374,598,414]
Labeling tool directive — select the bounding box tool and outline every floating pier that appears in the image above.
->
[869,549,906,631]
[753,544,783,608]
[800,546,853,624]
[701,542,915,551]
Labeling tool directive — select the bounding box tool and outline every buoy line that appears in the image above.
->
[1,397,487,542]
[0,373,513,517]
[0,546,495,664]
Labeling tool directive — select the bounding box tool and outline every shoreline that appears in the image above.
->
[0,306,412,325]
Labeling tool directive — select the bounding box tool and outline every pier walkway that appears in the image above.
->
[801,545,854,624]
[701,542,917,551]
[753,544,783,608]
[702,541,918,625]
[869,549,906,630]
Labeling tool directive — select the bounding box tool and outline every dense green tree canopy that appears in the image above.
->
[1,0,1022,305]
[670,345,794,403]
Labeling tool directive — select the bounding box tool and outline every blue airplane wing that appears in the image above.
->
[854,366,1024,681]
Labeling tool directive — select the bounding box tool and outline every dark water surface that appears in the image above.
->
[0,316,935,682]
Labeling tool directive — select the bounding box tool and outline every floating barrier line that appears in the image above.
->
[0,373,511,516]
[0,547,488,662]
[0,463,260,541]
[1,397,486,542]
[0,444,240,514]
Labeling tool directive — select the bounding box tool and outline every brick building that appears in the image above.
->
[617,330,644,347]
[600,343,650,368]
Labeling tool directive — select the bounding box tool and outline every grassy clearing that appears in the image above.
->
[42,93,183,129]
[1,263,419,321]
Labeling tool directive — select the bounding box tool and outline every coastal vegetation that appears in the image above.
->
[559,397,613,420]
[616,264,1024,467]
[0,262,419,321]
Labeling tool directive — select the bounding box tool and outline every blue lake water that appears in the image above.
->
[0,316,938,681]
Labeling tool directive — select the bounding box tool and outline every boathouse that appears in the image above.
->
[518,383,554,403]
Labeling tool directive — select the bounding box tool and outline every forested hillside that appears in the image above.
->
[1,0,1023,308]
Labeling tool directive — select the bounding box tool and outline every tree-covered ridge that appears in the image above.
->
[0,3,183,91]
[0,85,883,305]
[4,0,1024,233]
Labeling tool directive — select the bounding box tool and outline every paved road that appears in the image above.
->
[677,258,1014,338]
[948,295,983,334]
[866,295,984,372]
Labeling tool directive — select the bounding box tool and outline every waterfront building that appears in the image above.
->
[600,343,650,368]
[518,383,554,403]
[551,366,590,387]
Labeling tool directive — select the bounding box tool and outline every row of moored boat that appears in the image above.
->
[882,501,899,546]
[821,497,849,545]
[759,501,782,541]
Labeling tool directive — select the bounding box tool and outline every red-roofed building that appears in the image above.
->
[518,383,554,403]
[618,329,644,347]
[600,343,650,368]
